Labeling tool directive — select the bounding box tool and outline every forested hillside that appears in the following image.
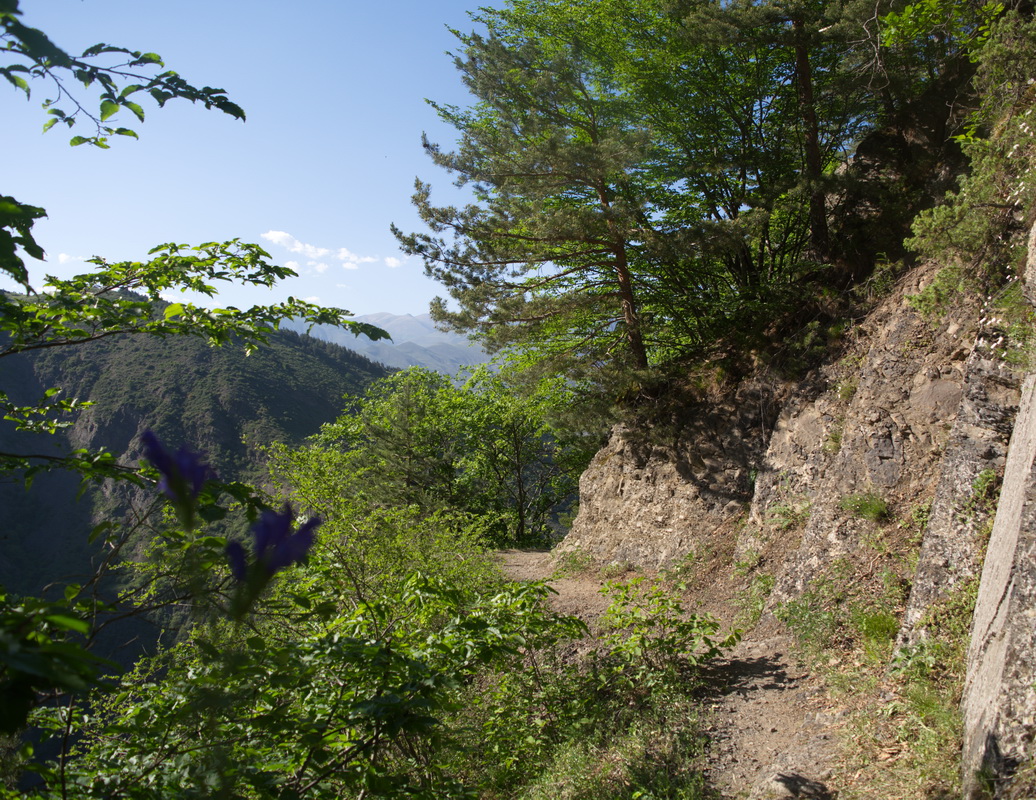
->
[3,0,1036,798]
[0,325,389,598]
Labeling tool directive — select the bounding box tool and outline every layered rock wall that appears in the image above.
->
[560,379,781,568]
[560,252,1036,794]
[962,373,1036,797]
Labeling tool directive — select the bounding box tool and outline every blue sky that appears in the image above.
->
[3,0,493,316]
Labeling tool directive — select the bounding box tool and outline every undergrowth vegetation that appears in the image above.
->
[3,432,736,799]
[773,494,975,799]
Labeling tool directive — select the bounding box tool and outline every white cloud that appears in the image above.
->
[57,253,87,264]
[336,247,377,265]
[261,230,381,269]
[303,296,321,304]
[384,256,404,268]
[285,260,301,271]
[261,230,330,259]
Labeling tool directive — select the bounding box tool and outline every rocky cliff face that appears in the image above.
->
[558,247,1036,794]
[959,227,1036,798]
[559,378,781,568]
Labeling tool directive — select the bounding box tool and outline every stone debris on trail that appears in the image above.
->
[496,548,615,619]
[497,549,845,800]
[702,636,843,799]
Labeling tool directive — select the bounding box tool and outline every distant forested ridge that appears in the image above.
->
[0,324,389,597]
[285,311,488,373]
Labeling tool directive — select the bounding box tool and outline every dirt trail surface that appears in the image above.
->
[497,550,845,800]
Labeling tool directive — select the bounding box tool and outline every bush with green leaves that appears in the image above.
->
[598,576,738,695]
[16,531,743,799]
[30,574,579,800]
[294,366,587,546]
[434,575,736,799]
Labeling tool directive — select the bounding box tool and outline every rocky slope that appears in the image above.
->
[556,238,1036,796]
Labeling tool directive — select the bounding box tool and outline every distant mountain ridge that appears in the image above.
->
[288,313,488,373]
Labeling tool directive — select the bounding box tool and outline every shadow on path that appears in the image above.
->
[698,653,799,696]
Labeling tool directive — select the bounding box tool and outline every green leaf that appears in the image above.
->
[69,135,89,146]
[149,88,173,106]
[2,70,29,96]
[123,100,145,122]
[44,614,89,634]
[88,520,114,544]
[99,99,119,121]
[196,504,226,523]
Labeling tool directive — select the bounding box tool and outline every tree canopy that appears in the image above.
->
[395,0,980,388]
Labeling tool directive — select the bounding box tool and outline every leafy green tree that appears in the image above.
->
[314,368,474,510]
[882,0,1007,72]
[395,0,903,385]
[0,0,386,751]
[393,27,656,371]
[305,367,583,545]
[458,367,581,542]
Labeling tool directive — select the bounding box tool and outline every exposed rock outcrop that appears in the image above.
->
[962,372,1036,798]
[561,378,781,568]
[959,223,1036,798]
[558,250,1036,794]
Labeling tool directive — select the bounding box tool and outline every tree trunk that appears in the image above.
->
[598,185,649,370]
[612,242,649,370]
[793,16,830,261]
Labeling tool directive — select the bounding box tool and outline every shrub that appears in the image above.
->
[840,492,890,522]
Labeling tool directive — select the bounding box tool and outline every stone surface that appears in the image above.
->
[557,255,1036,795]
[962,373,1036,798]
[898,348,1020,647]
[558,378,782,568]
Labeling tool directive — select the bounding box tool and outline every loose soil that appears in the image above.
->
[497,549,846,800]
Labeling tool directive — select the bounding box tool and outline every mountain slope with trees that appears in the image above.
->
[5,1,1036,798]
[0,325,389,598]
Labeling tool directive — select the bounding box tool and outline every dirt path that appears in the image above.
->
[497,550,844,800]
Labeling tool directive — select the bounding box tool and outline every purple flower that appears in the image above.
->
[226,504,320,581]
[141,431,215,527]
